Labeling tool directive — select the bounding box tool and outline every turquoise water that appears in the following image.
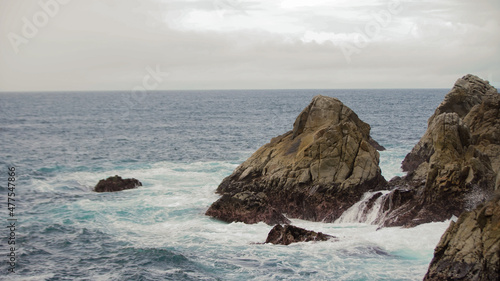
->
[1,89,450,280]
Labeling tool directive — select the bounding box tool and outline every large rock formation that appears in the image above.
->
[380,74,499,227]
[465,93,500,189]
[93,175,142,192]
[265,224,335,245]
[424,194,500,281]
[206,95,387,224]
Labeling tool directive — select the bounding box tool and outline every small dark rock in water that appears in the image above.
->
[93,175,142,192]
[265,224,335,245]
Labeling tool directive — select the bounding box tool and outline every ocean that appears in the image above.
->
[1,89,451,280]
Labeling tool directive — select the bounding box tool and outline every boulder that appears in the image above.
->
[380,74,499,227]
[206,95,387,224]
[265,224,335,245]
[93,175,142,192]
[424,194,500,281]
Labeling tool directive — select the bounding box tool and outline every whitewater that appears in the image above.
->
[0,89,451,280]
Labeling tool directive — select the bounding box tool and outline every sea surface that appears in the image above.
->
[0,89,451,280]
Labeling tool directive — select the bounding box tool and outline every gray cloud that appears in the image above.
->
[0,0,499,91]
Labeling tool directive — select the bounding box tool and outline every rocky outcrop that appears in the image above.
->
[206,95,387,224]
[464,93,500,190]
[265,224,335,245]
[401,74,498,174]
[380,74,499,227]
[424,194,500,281]
[93,175,142,192]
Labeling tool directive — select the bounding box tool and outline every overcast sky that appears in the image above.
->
[1,0,499,91]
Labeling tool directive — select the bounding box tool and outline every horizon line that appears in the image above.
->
[0,87,451,94]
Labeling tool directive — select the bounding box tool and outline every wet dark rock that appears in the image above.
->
[365,191,384,211]
[205,191,290,225]
[265,224,335,245]
[93,175,142,192]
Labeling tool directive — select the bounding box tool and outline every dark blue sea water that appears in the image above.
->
[1,89,450,280]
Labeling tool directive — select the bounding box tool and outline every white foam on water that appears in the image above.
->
[27,160,451,280]
[379,147,411,180]
[27,160,237,193]
[335,191,391,225]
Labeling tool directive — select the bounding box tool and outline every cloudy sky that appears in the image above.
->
[1,0,499,91]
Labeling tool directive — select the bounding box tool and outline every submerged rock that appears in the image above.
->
[93,175,142,192]
[265,224,335,245]
[206,95,387,224]
[424,194,500,281]
[379,74,499,227]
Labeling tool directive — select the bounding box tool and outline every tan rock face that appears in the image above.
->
[206,95,386,224]
[465,94,500,190]
[229,95,383,191]
[424,194,500,281]
[382,74,499,227]
[402,74,498,173]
